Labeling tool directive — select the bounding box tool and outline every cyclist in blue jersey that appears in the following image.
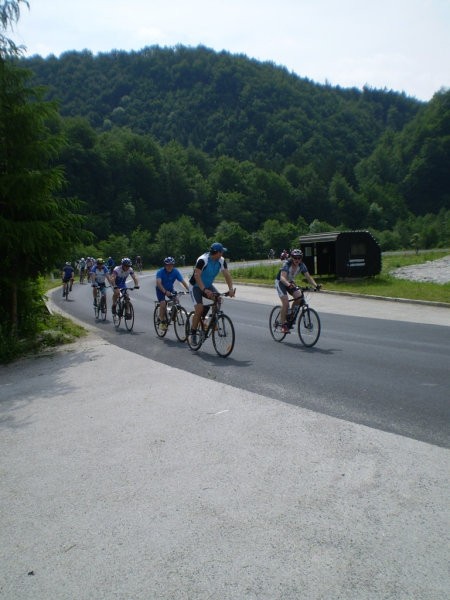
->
[188,242,235,343]
[156,256,189,329]
[111,257,139,315]
[61,262,74,295]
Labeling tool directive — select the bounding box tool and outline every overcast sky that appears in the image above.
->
[11,0,450,101]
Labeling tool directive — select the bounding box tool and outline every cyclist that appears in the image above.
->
[61,261,74,295]
[106,256,115,274]
[85,257,94,275]
[90,258,113,308]
[156,256,189,330]
[188,242,235,343]
[78,257,86,283]
[135,255,143,272]
[275,249,320,333]
[111,257,139,316]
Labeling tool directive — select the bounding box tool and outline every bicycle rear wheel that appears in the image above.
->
[269,306,287,342]
[185,311,202,351]
[298,307,321,347]
[124,302,134,331]
[153,304,168,338]
[174,306,188,342]
[212,314,235,357]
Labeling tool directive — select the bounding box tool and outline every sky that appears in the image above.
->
[10,0,450,102]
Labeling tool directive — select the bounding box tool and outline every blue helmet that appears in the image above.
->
[164,256,176,265]
[121,257,132,266]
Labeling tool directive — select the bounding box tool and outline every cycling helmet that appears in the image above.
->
[96,257,104,264]
[65,261,71,265]
[164,256,176,265]
[290,249,303,258]
[121,257,132,266]
[210,242,227,253]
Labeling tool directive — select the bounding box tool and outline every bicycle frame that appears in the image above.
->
[186,290,236,357]
[153,291,189,342]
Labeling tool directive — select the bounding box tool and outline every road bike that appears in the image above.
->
[153,291,189,342]
[269,287,321,347]
[185,290,235,357]
[93,284,108,321]
[112,287,137,332]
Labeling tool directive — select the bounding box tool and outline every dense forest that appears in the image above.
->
[17,45,450,262]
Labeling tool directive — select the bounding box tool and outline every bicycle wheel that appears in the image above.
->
[185,311,202,351]
[64,283,69,300]
[298,307,321,347]
[124,302,135,331]
[212,314,235,357]
[112,302,121,327]
[94,297,100,319]
[153,304,168,338]
[269,306,287,342]
[100,294,107,321]
[174,306,188,342]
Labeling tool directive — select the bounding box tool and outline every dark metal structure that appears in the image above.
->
[299,231,381,278]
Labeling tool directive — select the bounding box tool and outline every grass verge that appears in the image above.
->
[225,251,450,304]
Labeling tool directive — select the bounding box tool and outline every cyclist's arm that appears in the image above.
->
[132,273,139,287]
[223,269,235,297]
[156,277,168,295]
[304,271,318,289]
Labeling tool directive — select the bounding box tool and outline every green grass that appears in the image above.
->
[225,251,450,304]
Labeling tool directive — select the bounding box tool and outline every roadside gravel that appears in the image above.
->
[391,255,450,284]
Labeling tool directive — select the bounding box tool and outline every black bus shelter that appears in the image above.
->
[299,230,381,278]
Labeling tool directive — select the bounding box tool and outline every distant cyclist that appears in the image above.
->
[90,258,113,307]
[275,249,320,333]
[155,256,189,329]
[111,258,139,315]
[61,261,74,295]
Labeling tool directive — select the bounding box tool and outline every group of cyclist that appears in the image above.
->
[62,243,319,339]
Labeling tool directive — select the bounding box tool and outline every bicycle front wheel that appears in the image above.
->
[298,307,321,347]
[269,306,287,342]
[174,306,188,342]
[124,302,135,331]
[212,314,235,357]
[153,305,168,337]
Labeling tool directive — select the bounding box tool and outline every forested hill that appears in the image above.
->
[22,45,420,173]
[18,45,449,255]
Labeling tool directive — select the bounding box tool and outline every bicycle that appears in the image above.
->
[153,291,189,342]
[93,284,108,321]
[62,279,72,300]
[112,287,137,332]
[185,290,235,358]
[269,287,321,347]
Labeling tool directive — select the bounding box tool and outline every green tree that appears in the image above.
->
[0,60,87,331]
[0,0,29,58]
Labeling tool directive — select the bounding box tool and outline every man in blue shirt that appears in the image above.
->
[188,242,235,342]
[155,257,189,329]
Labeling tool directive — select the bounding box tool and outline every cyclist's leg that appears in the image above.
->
[189,286,205,331]
[275,280,289,324]
[112,287,120,313]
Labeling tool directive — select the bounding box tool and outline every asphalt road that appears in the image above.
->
[51,276,450,448]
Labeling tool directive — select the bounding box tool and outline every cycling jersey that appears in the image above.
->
[189,252,227,288]
[276,259,308,281]
[91,265,109,285]
[62,266,74,281]
[113,265,135,288]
